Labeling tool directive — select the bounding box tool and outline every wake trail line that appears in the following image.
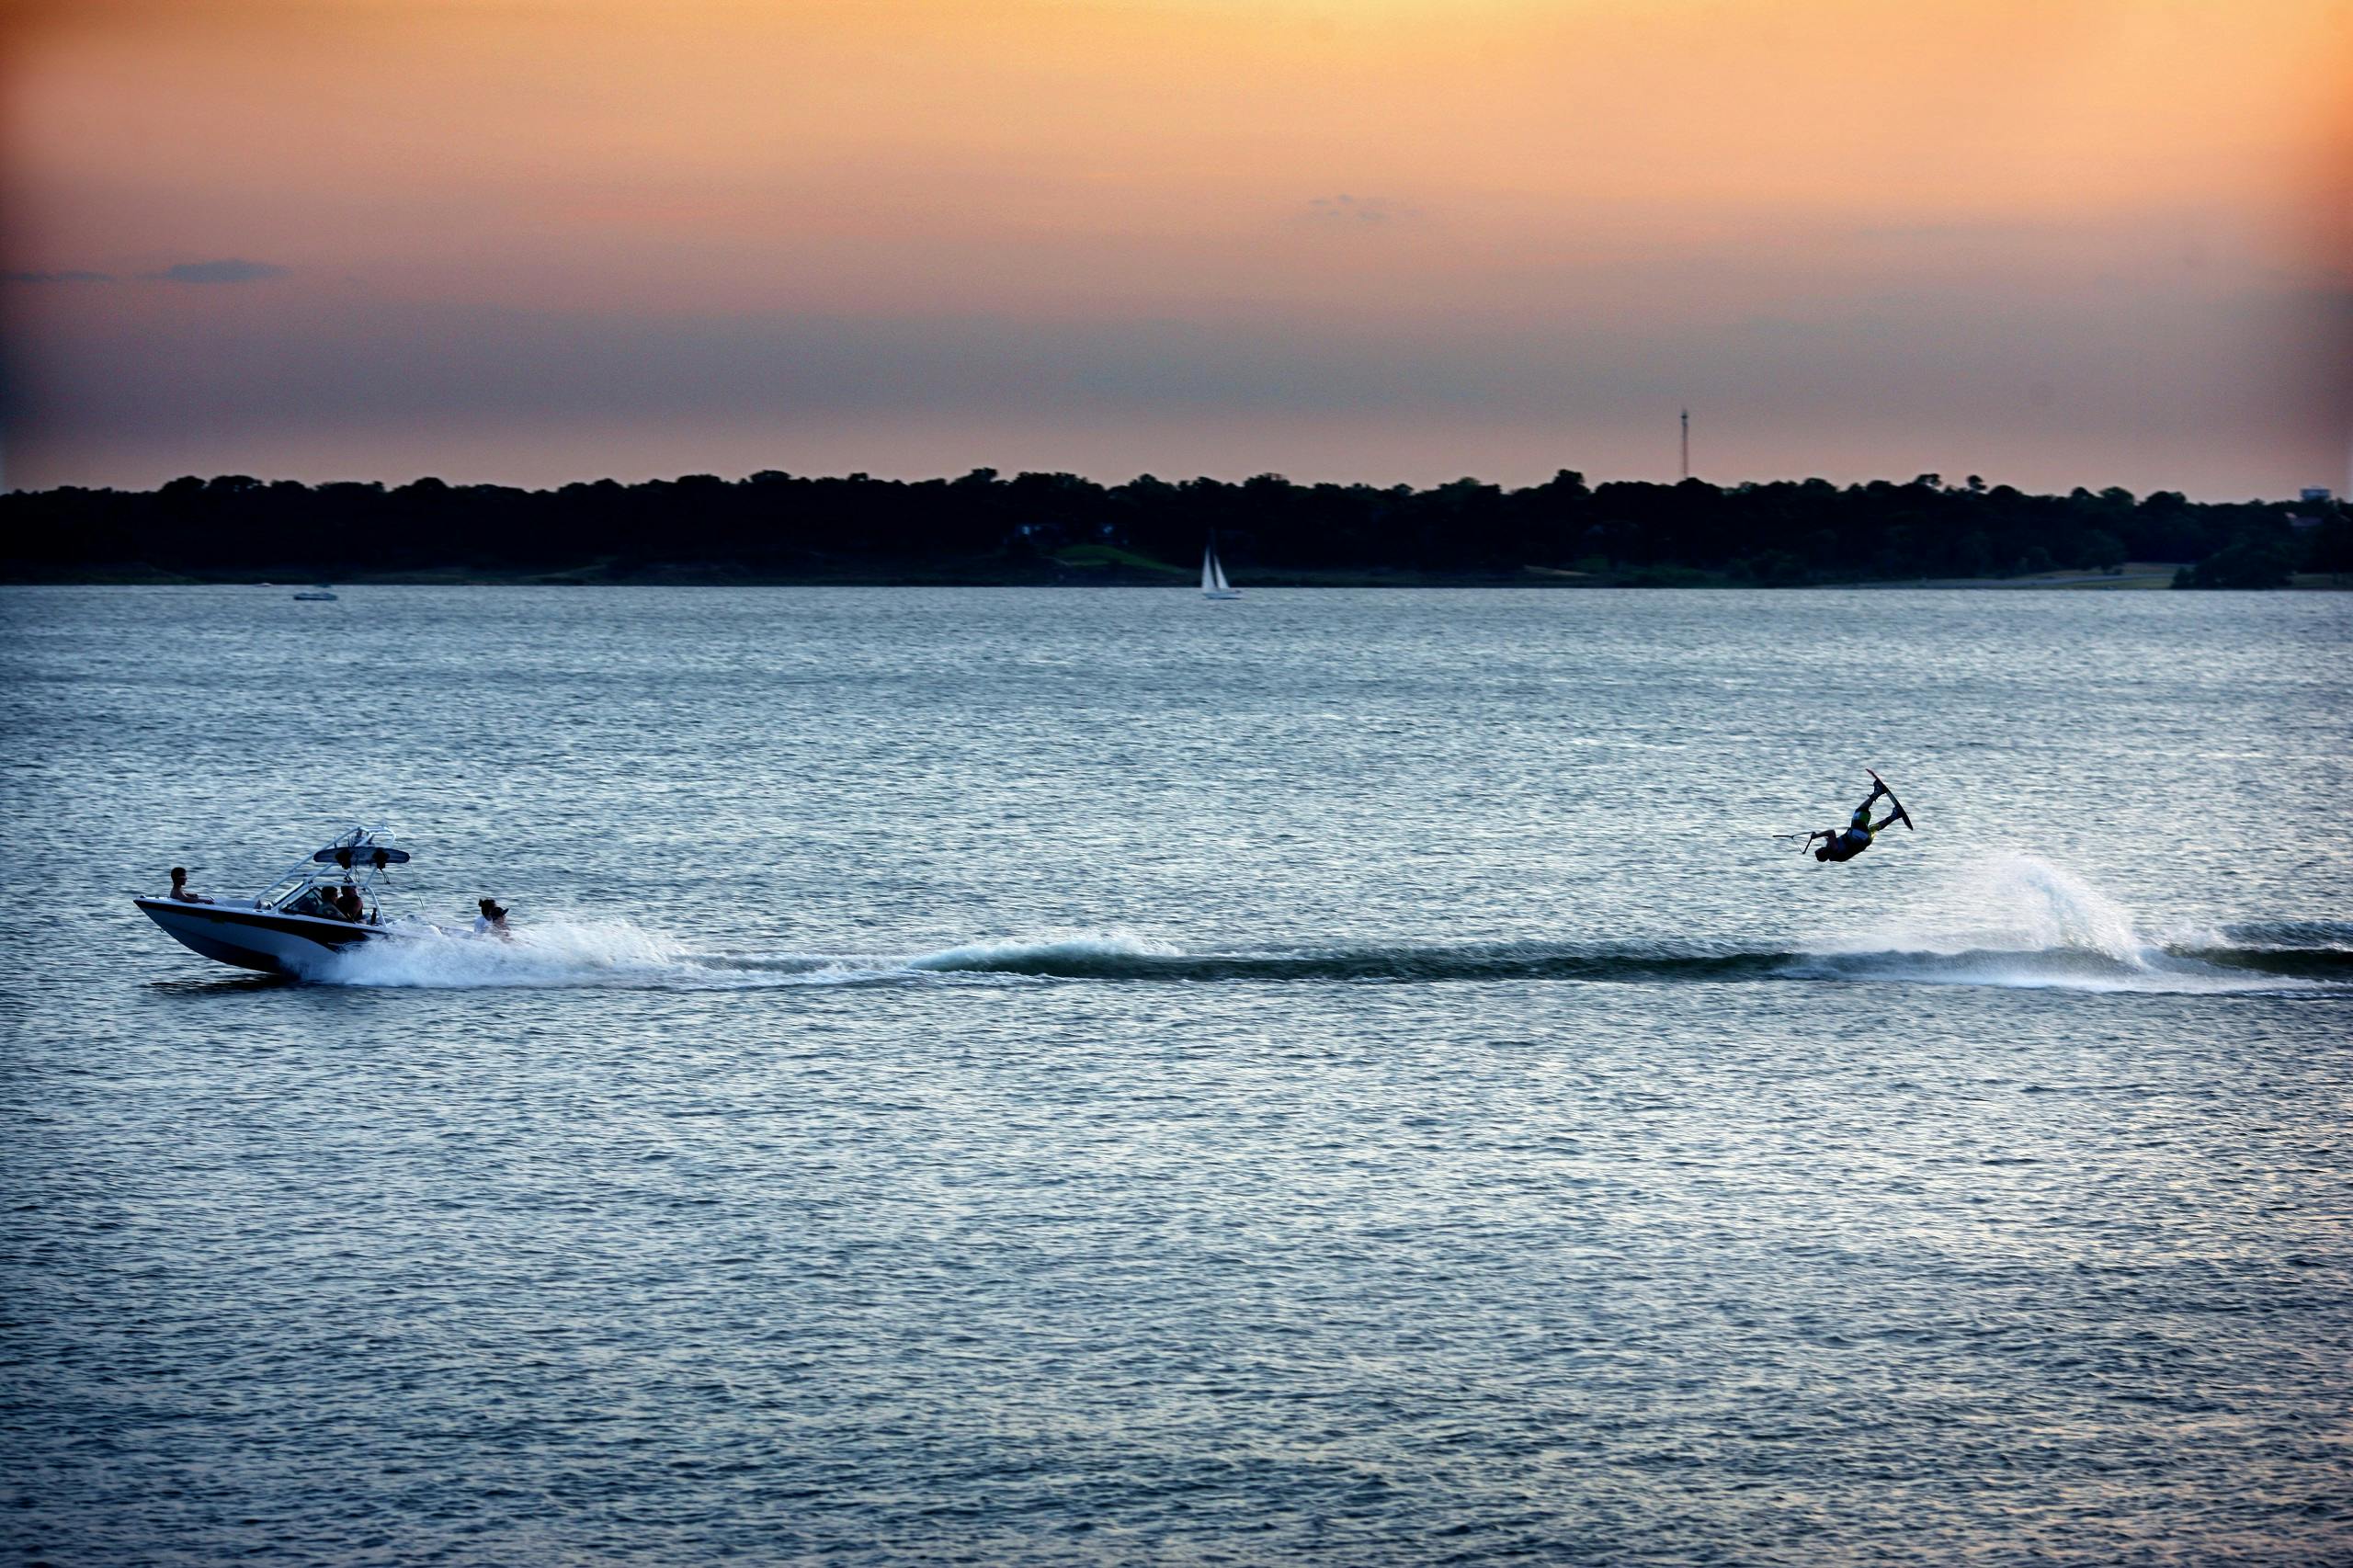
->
[296,858,2346,994]
[310,923,2347,994]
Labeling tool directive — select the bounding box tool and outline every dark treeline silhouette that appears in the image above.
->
[5,468,2346,586]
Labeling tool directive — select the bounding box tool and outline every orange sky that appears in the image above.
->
[4,0,2347,494]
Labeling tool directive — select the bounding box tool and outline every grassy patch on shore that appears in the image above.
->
[1051,543,1190,577]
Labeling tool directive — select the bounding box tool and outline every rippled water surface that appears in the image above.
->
[3,586,2348,1563]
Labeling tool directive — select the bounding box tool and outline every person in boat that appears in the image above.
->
[1807,778,1903,863]
[301,885,339,920]
[473,898,510,938]
[334,884,366,922]
[167,867,212,904]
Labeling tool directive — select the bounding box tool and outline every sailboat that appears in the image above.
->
[1200,537,1242,600]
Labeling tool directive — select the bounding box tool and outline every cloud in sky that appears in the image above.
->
[5,260,291,285]
[148,258,289,284]
[1303,194,1405,225]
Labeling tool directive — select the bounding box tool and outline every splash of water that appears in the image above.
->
[904,928,1183,974]
[1816,853,2149,959]
[313,916,722,989]
[310,920,1183,991]
[1789,853,2260,991]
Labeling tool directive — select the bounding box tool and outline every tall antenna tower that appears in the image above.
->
[1680,408,1690,481]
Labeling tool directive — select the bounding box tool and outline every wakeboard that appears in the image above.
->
[1867,768,1914,831]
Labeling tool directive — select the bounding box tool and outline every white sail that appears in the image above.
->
[1202,539,1240,597]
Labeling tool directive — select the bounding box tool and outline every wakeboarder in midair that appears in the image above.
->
[1802,770,1914,862]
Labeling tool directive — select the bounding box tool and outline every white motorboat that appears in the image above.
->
[135,826,412,975]
[1201,537,1241,599]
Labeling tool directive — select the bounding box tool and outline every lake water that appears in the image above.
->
[2,585,2348,1564]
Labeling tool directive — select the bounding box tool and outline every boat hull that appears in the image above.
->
[134,897,384,976]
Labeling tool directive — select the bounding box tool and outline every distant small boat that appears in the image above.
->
[292,585,337,601]
[1200,539,1241,600]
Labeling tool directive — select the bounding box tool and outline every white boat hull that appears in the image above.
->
[134,897,387,976]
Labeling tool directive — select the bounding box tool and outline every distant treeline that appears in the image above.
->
[5,468,2346,586]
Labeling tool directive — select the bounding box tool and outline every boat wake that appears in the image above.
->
[307,858,2346,995]
[1780,852,2350,994]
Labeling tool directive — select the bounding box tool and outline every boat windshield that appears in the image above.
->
[249,827,406,918]
[255,869,313,909]
[252,870,384,922]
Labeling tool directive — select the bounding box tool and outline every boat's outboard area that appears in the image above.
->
[134,826,413,975]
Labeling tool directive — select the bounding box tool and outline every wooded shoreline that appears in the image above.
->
[6,469,2345,589]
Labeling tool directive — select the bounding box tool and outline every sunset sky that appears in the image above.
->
[3,0,2347,496]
